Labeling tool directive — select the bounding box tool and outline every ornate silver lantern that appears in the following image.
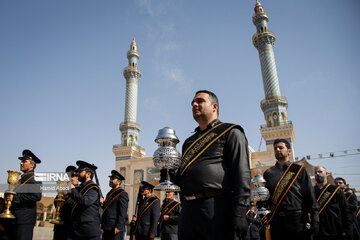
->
[153,127,181,192]
[251,174,271,215]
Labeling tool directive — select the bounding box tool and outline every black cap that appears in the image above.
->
[18,149,41,164]
[65,165,77,173]
[76,160,97,172]
[109,170,125,180]
[141,181,154,190]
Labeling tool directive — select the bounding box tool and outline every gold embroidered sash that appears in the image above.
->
[13,172,35,191]
[71,182,100,215]
[180,123,236,175]
[316,184,340,214]
[346,192,354,201]
[266,162,303,224]
[134,196,159,233]
[102,188,125,213]
[159,200,180,227]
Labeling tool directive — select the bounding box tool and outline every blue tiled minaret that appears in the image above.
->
[113,38,145,160]
[252,1,295,160]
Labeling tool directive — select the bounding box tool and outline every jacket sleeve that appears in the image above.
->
[225,127,251,215]
[13,179,42,205]
[115,192,129,231]
[347,193,358,212]
[69,187,99,207]
[339,190,354,236]
[301,169,319,222]
[13,192,42,205]
[150,199,161,235]
[167,203,181,223]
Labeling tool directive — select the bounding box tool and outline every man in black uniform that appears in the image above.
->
[244,201,261,240]
[67,160,101,240]
[335,177,360,240]
[313,166,352,240]
[101,170,129,240]
[131,181,160,240]
[6,149,42,240]
[171,90,251,240]
[158,191,181,240]
[53,165,79,240]
[263,139,319,240]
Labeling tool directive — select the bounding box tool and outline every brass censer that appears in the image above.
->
[50,181,69,225]
[0,170,21,219]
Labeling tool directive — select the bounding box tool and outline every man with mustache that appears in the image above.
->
[7,149,42,240]
[170,90,251,240]
[101,170,129,240]
[68,160,101,240]
[263,139,319,240]
[313,166,353,239]
[335,177,360,240]
[53,165,79,240]
[158,191,181,240]
[131,181,160,240]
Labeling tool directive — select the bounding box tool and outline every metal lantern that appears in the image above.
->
[153,127,181,192]
[251,174,271,215]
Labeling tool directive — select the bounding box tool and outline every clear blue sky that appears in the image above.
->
[1,0,359,194]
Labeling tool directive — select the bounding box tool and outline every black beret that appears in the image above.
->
[109,170,125,180]
[141,181,154,190]
[65,165,77,173]
[76,160,97,172]
[18,149,41,164]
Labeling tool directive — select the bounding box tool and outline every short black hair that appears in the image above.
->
[335,177,346,185]
[273,138,291,149]
[195,90,219,115]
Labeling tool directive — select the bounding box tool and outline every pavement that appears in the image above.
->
[33,226,54,240]
[32,227,161,240]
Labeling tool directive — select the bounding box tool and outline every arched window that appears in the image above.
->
[273,112,279,126]
[266,114,272,127]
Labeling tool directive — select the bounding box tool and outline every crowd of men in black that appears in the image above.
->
[0,90,359,240]
[0,150,180,240]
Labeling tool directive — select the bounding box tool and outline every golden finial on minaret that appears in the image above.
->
[130,37,137,51]
[254,0,264,14]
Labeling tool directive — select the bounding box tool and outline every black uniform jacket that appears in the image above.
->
[159,198,181,234]
[314,184,352,237]
[101,187,129,232]
[11,171,42,225]
[175,119,251,215]
[136,195,160,236]
[244,211,261,240]
[264,161,318,219]
[68,180,101,238]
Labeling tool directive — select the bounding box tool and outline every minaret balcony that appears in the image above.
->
[252,12,268,25]
[260,120,293,129]
[252,31,275,49]
[120,121,141,132]
[123,67,142,78]
[127,50,139,59]
[260,96,288,112]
